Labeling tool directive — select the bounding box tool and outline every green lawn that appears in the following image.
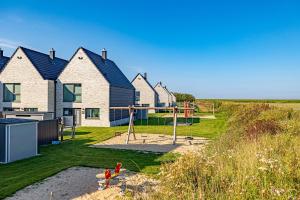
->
[0,112,227,199]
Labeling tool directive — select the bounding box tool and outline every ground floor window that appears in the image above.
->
[135,91,140,102]
[63,108,74,116]
[3,107,20,111]
[24,108,38,112]
[85,108,100,119]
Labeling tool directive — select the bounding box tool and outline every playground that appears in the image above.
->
[93,133,209,153]
[0,109,227,199]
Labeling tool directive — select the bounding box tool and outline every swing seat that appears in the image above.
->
[185,136,194,140]
[114,132,122,137]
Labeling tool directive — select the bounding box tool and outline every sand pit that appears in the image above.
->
[6,167,158,200]
[93,133,209,154]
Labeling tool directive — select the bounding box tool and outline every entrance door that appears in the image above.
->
[73,109,81,126]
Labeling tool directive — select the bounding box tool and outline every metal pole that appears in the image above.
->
[126,107,133,144]
[173,107,177,145]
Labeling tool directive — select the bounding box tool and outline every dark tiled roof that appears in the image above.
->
[21,47,68,80]
[0,56,9,72]
[82,48,134,90]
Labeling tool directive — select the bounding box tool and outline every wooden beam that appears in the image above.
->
[110,106,195,110]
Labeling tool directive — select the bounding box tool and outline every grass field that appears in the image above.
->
[198,99,300,103]
[197,99,300,111]
[0,113,227,199]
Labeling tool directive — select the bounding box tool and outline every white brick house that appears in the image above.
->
[56,47,134,127]
[131,73,157,113]
[0,47,67,113]
[170,92,177,106]
[163,86,176,106]
[154,82,173,107]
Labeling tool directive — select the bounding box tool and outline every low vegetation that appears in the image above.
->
[147,104,300,199]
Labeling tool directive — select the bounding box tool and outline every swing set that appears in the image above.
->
[110,105,195,145]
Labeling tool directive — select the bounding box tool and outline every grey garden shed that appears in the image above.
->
[0,118,38,164]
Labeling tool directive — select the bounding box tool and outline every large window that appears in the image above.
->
[135,91,140,102]
[63,84,82,102]
[3,83,20,102]
[85,108,100,119]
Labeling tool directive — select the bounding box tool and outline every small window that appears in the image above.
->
[135,91,140,102]
[142,104,150,107]
[3,107,20,111]
[85,108,100,119]
[63,84,82,102]
[3,83,21,102]
[24,108,38,112]
[63,108,74,116]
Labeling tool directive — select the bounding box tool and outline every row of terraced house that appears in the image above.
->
[0,47,176,127]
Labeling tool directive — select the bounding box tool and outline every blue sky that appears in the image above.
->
[1,0,300,99]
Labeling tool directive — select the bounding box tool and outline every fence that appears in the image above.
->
[38,119,59,145]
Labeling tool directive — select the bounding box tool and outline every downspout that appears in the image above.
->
[54,80,57,118]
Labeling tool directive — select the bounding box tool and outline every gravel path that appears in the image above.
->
[6,167,158,200]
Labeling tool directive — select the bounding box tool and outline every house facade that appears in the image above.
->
[56,47,134,127]
[131,73,157,113]
[170,92,177,106]
[154,82,171,107]
[0,47,67,113]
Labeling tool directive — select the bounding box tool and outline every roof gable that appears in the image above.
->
[154,82,169,95]
[132,73,157,94]
[18,47,68,80]
[81,48,134,90]
[0,56,9,72]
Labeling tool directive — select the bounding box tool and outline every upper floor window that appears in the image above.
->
[63,84,82,102]
[3,83,20,102]
[135,91,140,102]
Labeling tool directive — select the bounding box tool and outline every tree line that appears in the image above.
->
[173,92,195,102]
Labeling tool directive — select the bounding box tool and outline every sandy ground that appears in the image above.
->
[93,133,209,154]
[6,167,158,200]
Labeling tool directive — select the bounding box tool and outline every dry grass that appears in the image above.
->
[144,104,300,200]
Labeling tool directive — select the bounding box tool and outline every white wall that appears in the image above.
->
[132,74,156,112]
[0,48,54,112]
[56,48,111,127]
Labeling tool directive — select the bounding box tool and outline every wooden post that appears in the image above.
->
[126,106,135,144]
[213,103,215,116]
[60,123,64,141]
[173,106,178,145]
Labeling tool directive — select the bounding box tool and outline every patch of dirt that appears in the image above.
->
[6,167,158,200]
[93,133,209,154]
